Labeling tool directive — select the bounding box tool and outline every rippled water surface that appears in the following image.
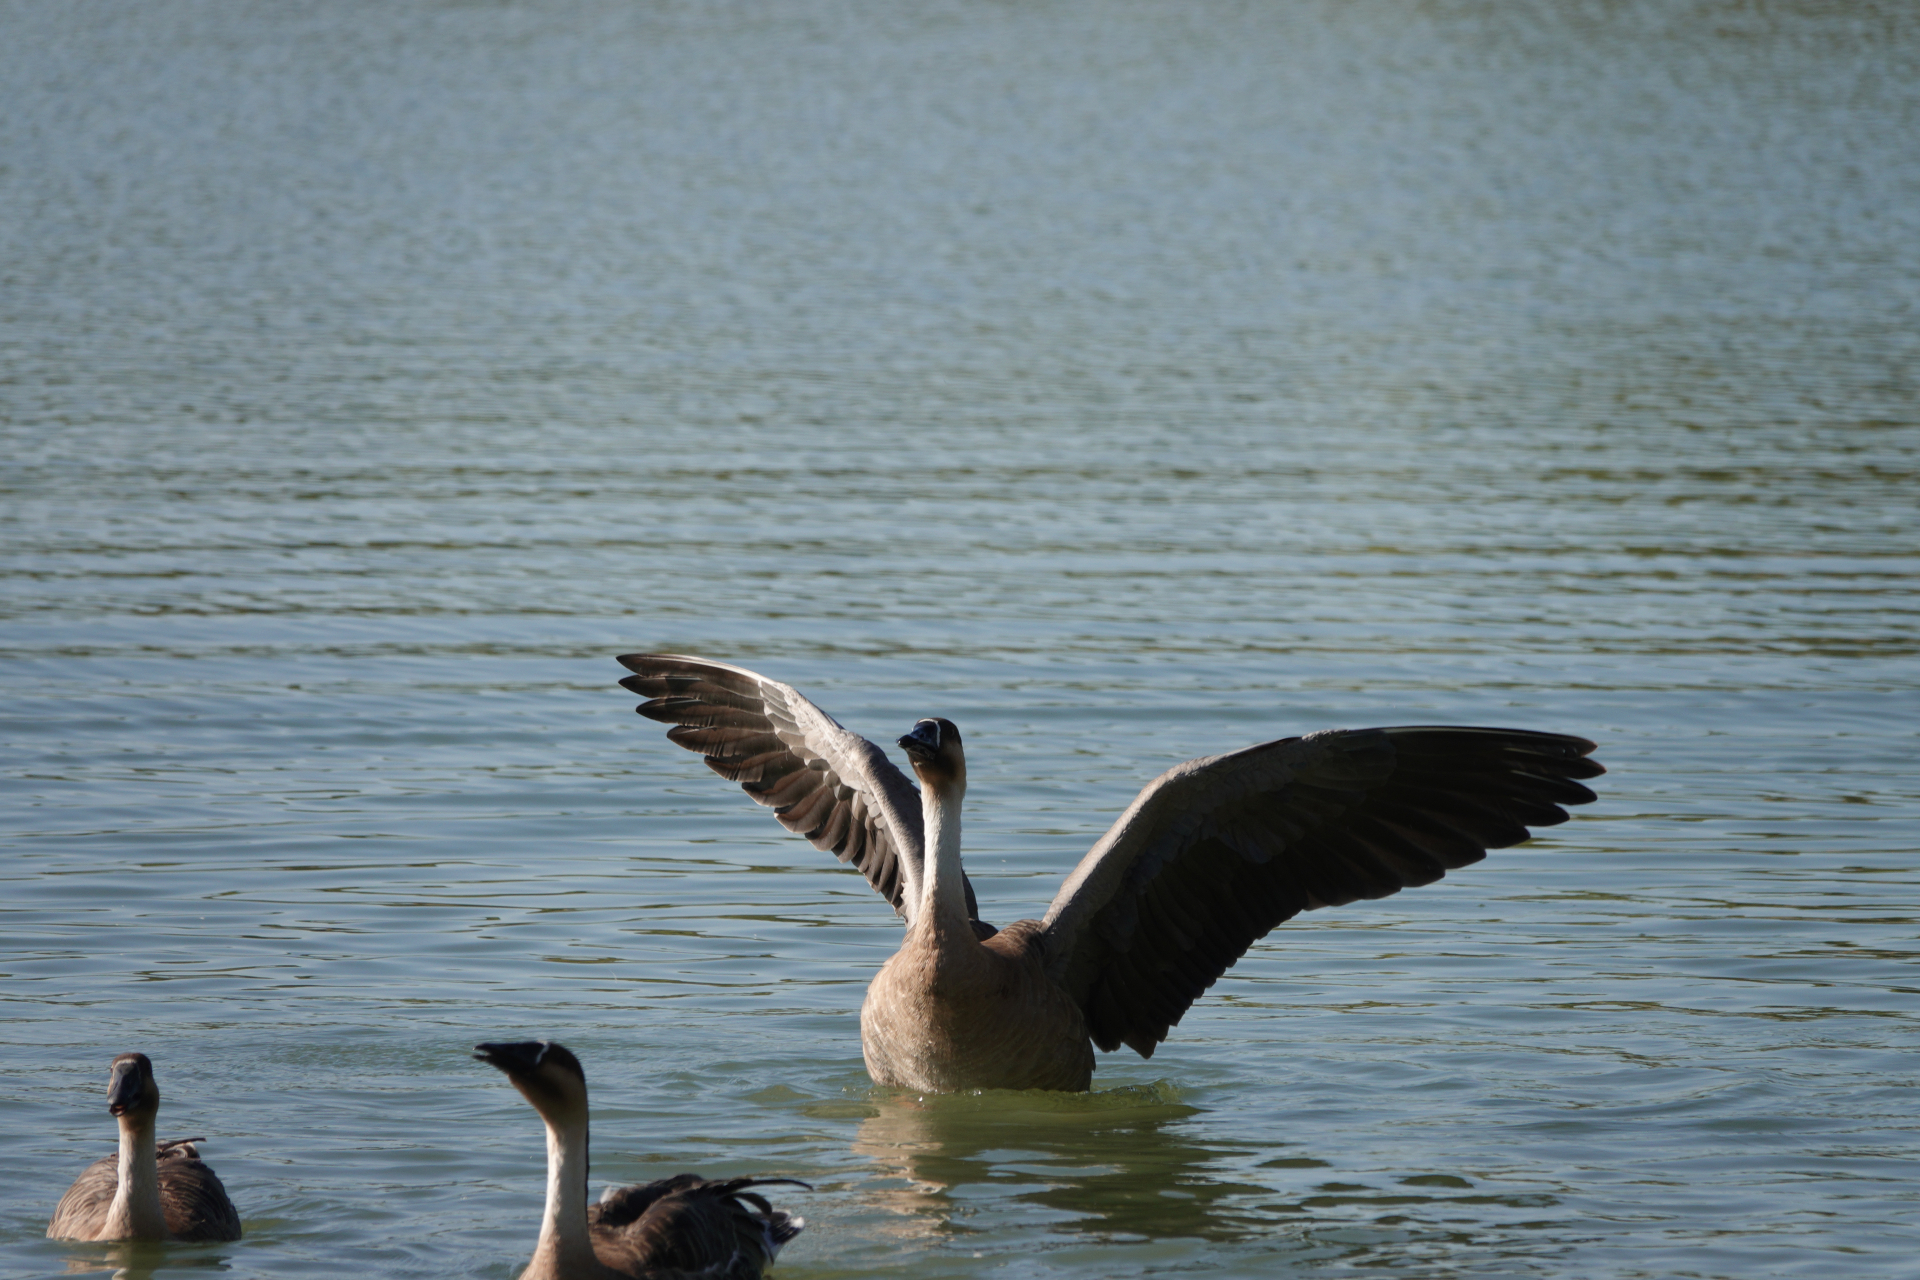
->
[4,2,1918,1277]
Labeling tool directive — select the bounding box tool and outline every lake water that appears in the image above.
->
[3,1,1917,1276]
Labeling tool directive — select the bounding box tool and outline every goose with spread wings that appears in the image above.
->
[617,654,1604,1093]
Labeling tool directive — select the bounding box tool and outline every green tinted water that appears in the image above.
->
[3,2,1917,1276]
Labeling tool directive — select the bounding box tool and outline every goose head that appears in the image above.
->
[106,1052,159,1121]
[475,1040,588,1126]
[898,717,966,791]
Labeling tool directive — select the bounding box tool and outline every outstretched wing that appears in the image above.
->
[617,654,980,924]
[1040,726,1603,1057]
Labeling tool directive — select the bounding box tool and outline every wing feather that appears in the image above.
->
[46,1154,117,1240]
[591,1174,808,1275]
[617,654,985,924]
[1041,726,1603,1057]
[156,1141,242,1242]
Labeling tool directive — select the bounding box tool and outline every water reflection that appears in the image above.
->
[851,1086,1275,1242]
[54,1240,231,1278]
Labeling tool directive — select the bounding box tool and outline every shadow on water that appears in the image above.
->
[847,1084,1277,1244]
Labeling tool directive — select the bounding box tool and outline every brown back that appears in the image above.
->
[589,1174,804,1279]
[47,1140,242,1243]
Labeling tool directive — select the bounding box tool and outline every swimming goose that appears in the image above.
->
[476,1040,805,1280]
[46,1052,242,1242]
[616,654,1605,1093]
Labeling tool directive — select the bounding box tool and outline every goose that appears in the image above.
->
[46,1052,242,1242]
[616,654,1606,1093]
[476,1040,806,1280]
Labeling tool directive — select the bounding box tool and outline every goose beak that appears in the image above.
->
[898,719,941,758]
[474,1041,550,1076]
[106,1066,142,1117]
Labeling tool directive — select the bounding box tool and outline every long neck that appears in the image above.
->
[104,1111,166,1240]
[536,1114,596,1271]
[917,777,970,930]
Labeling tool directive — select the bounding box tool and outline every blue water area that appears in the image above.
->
[3,2,1916,1277]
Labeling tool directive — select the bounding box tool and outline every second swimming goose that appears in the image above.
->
[46,1052,242,1242]
[617,654,1606,1093]
[477,1040,805,1280]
